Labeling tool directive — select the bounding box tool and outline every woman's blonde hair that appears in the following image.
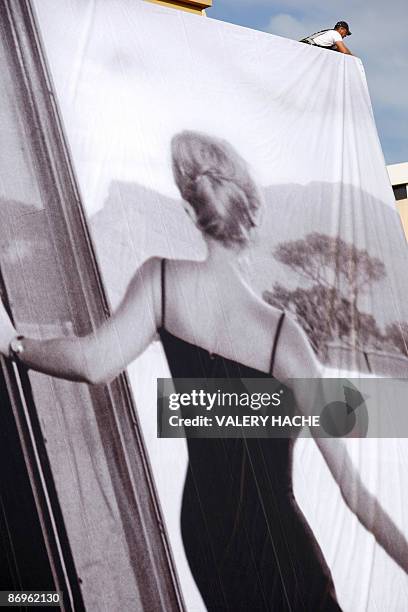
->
[171,131,263,248]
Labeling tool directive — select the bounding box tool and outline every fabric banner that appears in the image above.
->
[32,1,408,610]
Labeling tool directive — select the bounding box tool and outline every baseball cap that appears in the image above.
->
[335,21,351,35]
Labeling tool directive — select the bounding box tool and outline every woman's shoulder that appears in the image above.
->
[132,256,162,285]
[133,256,204,324]
[126,257,163,324]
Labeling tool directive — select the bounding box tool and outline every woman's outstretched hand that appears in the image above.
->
[0,299,17,356]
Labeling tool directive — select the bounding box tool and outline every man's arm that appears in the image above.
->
[335,40,353,55]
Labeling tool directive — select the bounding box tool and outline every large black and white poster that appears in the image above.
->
[16,0,408,609]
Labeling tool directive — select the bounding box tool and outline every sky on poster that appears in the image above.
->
[208,0,408,165]
[34,0,393,213]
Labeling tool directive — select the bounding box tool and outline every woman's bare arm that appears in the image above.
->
[0,257,161,384]
[315,436,408,573]
[275,314,408,574]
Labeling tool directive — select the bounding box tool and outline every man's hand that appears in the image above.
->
[335,41,353,55]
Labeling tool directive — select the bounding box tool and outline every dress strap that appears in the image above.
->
[269,311,285,376]
[161,258,166,330]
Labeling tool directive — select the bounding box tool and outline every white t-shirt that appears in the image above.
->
[311,30,342,48]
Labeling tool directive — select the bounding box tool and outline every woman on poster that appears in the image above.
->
[1,131,407,611]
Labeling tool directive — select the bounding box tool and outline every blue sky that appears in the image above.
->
[207,0,407,165]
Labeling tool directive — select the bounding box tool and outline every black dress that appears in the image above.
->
[158,260,342,612]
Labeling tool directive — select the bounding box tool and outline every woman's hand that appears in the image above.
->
[0,299,17,356]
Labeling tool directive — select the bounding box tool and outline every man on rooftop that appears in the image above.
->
[300,21,353,55]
